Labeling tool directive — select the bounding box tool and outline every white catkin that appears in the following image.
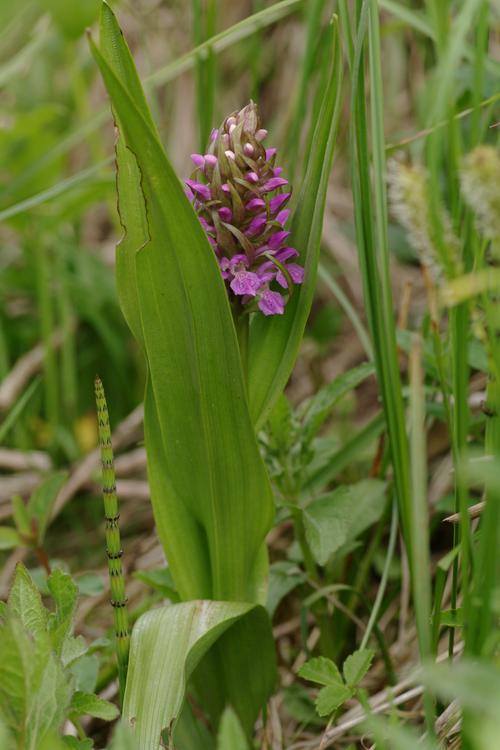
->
[387,157,460,280]
[461,145,500,251]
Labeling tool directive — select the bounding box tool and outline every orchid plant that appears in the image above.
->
[89,2,342,747]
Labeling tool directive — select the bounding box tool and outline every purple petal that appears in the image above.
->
[184,185,194,202]
[185,179,211,201]
[262,177,288,192]
[246,197,266,211]
[243,143,254,156]
[258,289,285,315]
[273,167,284,177]
[256,129,268,142]
[225,149,235,160]
[199,217,215,233]
[265,148,277,161]
[269,192,291,214]
[221,183,230,193]
[210,128,219,142]
[276,263,304,288]
[276,209,290,226]
[230,270,261,296]
[204,154,217,167]
[229,254,248,269]
[268,230,290,250]
[247,214,267,237]
[218,207,232,222]
[191,153,205,169]
[246,172,259,184]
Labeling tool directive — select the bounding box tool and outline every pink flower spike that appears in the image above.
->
[268,230,290,250]
[204,154,217,167]
[258,289,284,315]
[185,179,211,201]
[246,197,266,211]
[263,177,288,192]
[218,207,232,222]
[191,153,205,169]
[276,209,290,226]
[269,192,291,214]
[265,148,277,161]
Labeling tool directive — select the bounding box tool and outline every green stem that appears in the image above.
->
[95,376,130,706]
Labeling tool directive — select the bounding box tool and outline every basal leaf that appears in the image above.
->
[93,3,274,603]
[123,602,276,745]
[298,656,343,687]
[315,683,352,717]
[47,568,79,654]
[303,479,387,565]
[248,17,344,428]
[342,648,374,689]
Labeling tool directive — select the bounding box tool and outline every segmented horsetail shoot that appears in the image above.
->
[94,375,129,704]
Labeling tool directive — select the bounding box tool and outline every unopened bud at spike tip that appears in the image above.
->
[185,101,304,316]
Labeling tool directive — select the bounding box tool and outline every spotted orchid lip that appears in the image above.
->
[185,101,304,316]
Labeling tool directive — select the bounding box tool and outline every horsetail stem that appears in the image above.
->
[94,376,129,705]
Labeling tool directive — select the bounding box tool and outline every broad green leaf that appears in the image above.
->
[70,691,119,721]
[123,602,276,745]
[108,722,139,750]
[0,619,31,733]
[303,479,387,565]
[93,3,274,603]
[172,702,215,750]
[342,648,374,689]
[315,683,352,717]
[248,17,344,428]
[0,526,21,550]
[27,472,66,543]
[216,707,248,750]
[300,362,375,441]
[298,656,343,687]
[8,563,48,643]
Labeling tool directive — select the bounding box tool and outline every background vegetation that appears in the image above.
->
[0,0,499,748]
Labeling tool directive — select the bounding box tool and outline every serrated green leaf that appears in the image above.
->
[70,691,119,721]
[342,648,374,688]
[62,737,94,750]
[8,563,48,642]
[303,479,387,565]
[248,18,344,428]
[216,707,248,750]
[69,654,99,693]
[27,472,66,544]
[0,526,21,550]
[315,683,353,717]
[298,656,343,687]
[123,601,276,743]
[93,1,274,605]
[47,568,79,655]
[11,495,31,539]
